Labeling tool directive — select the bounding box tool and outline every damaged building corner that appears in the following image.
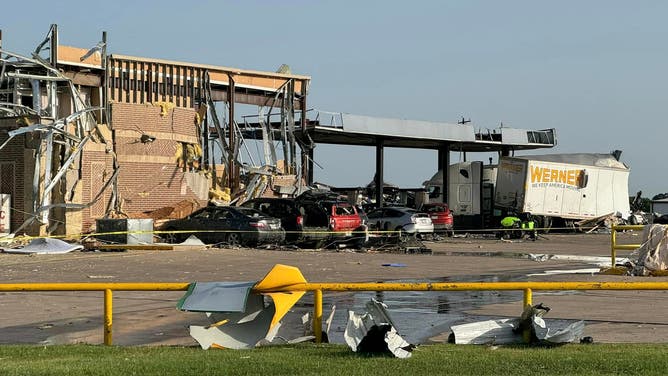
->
[0,24,312,239]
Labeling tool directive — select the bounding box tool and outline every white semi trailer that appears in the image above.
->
[494,153,630,227]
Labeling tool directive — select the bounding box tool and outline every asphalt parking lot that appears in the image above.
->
[1,232,667,345]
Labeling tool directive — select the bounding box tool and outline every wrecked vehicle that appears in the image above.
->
[242,195,365,248]
[160,206,284,246]
[495,152,630,229]
[366,207,433,235]
[420,203,454,236]
[240,198,303,243]
[295,191,366,247]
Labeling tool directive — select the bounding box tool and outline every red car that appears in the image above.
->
[421,203,454,235]
[328,202,362,232]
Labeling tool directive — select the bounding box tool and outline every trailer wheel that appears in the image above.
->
[539,216,552,233]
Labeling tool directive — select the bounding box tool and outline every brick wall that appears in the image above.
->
[107,102,208,218]
[80,148,115,232]
[111,102,199,137]
[0,133,26,232]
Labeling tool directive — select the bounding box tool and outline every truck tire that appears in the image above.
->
[539,216,552,233]
[163,228,181,244]
[564,219,577,231]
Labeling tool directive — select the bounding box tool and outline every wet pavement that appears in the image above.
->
[311,276,527,344]
[1,233,667,345]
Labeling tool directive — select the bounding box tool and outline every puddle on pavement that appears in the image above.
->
[438,251,531,259]
[286,273,583,345]
[439,251,623,267]
[278,251,606,345]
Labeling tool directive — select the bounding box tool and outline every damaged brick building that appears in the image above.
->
[0,25,311,238]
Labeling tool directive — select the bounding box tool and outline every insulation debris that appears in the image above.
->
[209,187,231,204]
[152,101,176,117]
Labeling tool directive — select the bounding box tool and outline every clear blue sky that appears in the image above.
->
[2,0,667,196]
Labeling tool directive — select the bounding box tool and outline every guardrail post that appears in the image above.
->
[522,288,532,343]
[313,289,323,343]
[104,289,113,346]
[523,288,532,307]
[611,225,617,268]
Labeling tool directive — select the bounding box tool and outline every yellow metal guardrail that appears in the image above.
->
[4,280,668,345]
[0,283,190,345]
[610,224,643,268]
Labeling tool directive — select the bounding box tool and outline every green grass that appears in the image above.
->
[0,343,666,376]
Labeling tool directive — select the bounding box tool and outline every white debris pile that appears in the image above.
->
[1,238,83,254]
[631,224,668,276]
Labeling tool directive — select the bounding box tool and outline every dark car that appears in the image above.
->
[160,206,284,246]
[240,198,304,242]
[242,195,365,248]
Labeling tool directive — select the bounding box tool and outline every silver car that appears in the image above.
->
[366,207,434,234]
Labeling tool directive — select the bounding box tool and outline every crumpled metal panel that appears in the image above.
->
[188,295,277,350]
[533,317,585,344]
[450,319,520,345]
[177,282,256,312]
[344,298,414,358]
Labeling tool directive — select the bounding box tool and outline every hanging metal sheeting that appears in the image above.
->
[258,105,277,167]
[204,71,230,173]
[279,89,289,171]
[286,80,296,174]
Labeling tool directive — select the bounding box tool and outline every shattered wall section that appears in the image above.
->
[262,175,303,198]
[110,102,209,216]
